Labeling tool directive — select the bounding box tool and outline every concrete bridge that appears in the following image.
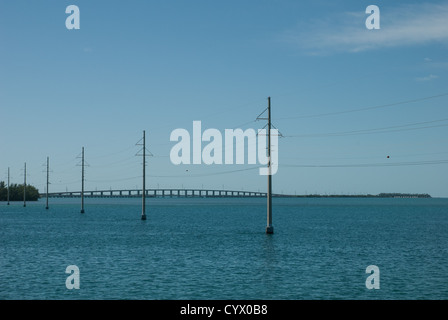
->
[40,189,285,199]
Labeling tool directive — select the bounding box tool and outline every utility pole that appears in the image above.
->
[266,97,273,234]
[7,167,10,205]
[80,147,85,214]
[256,97,277,234]
[141,131,147,220]
[23,162,26,207]
[136,130,151,220]
[46,157,50,210]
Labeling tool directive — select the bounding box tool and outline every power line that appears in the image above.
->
[283,159,448,168]
[78,165,262,181]
[284,118,448,138]
[231,119,257,129]
[148,166,262,178]
[145,97,267,134]
[87,145,136,160]
[50,180,81,186]
[86,176,140,183]
[282,151,448,161]
[276,92,448,120]
[89,155,137,168]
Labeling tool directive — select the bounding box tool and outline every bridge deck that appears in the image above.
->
[39,189,289,198]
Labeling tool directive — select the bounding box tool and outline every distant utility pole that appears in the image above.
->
[136,130,152,221]
[46,157,50,210]
[80,147,85,214]
[266,97,273,234]
[7,167,10,205]
[23,162,26,207]
[142,131,146,220]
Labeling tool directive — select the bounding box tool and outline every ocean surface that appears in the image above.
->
[0,197,447,300]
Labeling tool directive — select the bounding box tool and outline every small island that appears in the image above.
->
[287,193,431,198]
[0,182,40,201]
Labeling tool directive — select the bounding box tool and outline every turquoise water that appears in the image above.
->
[0,197,447,300]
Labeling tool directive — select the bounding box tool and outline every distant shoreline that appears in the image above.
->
[276,193,431,198]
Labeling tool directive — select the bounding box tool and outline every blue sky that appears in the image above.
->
[1,0,447,197]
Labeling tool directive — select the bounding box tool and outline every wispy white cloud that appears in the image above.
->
[280,3,448,54]
[422,58,448,70]
[415,74,439,82]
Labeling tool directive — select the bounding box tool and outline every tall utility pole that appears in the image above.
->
[256,97,277,234]
[141,131,147,220]
[7,167,10,205]
[256,97,274,234]
[23,162,26,207]
[266,97,274,234]
[136,130,151,220]
[80,147,85,214]
[46,157,50,210]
